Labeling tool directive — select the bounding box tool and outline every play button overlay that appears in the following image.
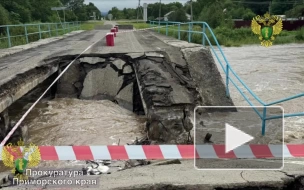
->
[225,123,254,153]
[194,106,284,170]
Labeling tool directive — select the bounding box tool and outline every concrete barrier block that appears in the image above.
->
[110,28,117,37]
[106,33,115,46]
[114,26,118,32]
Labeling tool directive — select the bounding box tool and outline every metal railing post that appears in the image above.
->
[262,107,267,136]
[166,22,168,36]
[38,24,42,40]
[202,23,206,46]
[188,22,191,43]
[178,24,181,40]
[226,64,230,97]
[158,21,160,33]
[24,25,29,44]
[6,26,11,48]
[56,23,58,36]
[48,24,51,37]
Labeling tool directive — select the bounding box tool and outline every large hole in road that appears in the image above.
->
[55,54,145,115]
[2,53,155,146]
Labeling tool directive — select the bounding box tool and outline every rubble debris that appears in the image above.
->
[119,159,151,171]
[200,121,206,127]
[127,136,151,145]
[83,160,111,175]
[204,133,213,143]
[150,159,181,166]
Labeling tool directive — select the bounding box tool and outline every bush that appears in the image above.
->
[295,27,304,41]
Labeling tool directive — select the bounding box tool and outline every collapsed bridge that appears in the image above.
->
[0,28,235,145]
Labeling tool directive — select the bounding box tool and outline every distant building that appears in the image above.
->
[164,11,191,21]
[276,15,286,20]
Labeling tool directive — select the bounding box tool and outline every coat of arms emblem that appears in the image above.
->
[1,139,41,180]
[251,12,283,47]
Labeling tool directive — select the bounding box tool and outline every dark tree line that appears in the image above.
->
[0,0,101,25]
[107,0,304,27]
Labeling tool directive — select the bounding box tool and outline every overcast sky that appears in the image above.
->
[84,0,188,12]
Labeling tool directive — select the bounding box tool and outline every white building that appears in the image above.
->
[164,11,191,21]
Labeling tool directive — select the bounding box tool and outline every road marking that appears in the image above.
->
[0,38,102,146]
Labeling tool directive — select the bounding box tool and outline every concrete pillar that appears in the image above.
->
[0,109,10,141]
[143,3,148,21]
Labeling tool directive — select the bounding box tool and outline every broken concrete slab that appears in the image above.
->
[127,53,145,59]
[145,52,164,58]
[57,61,81,98]
[123,65,133,74]
[115,83,133,111]
[181,47,235,107]
[80,65,124,100]
[167,41,203,49]
[134,58,199,143]
[112,59,126,70]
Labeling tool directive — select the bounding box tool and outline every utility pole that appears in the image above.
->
[268,1,272,14]
[136,0,143,23]
[158,0,161,32]
[190,0,193,21]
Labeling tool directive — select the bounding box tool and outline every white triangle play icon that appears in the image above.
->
[225,123,254,153]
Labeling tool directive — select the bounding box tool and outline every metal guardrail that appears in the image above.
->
[150,20,304,135]
[0,22,81,48]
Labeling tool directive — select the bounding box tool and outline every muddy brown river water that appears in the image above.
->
[214,43,304,143]
[13,98,146,146]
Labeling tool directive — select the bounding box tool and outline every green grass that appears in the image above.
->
[80,21,105,30]
[117,22,150,29]
[147,23,304,47]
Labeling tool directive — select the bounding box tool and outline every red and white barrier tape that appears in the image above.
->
[1,145,303,160]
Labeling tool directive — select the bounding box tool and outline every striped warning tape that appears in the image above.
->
[0,145,303,160]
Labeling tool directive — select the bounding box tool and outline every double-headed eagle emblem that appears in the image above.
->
[251,12,283,47]
[1,139,40,180]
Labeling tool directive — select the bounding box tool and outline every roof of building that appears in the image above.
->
[164,11,191,18]
[164,11,174,17]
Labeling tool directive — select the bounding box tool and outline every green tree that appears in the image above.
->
[168,9,188,22]
[241,0,269,15]
[271,0,294,15]
[198,1,226,28]
[285,4,304,18]
[0,4,10,26]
